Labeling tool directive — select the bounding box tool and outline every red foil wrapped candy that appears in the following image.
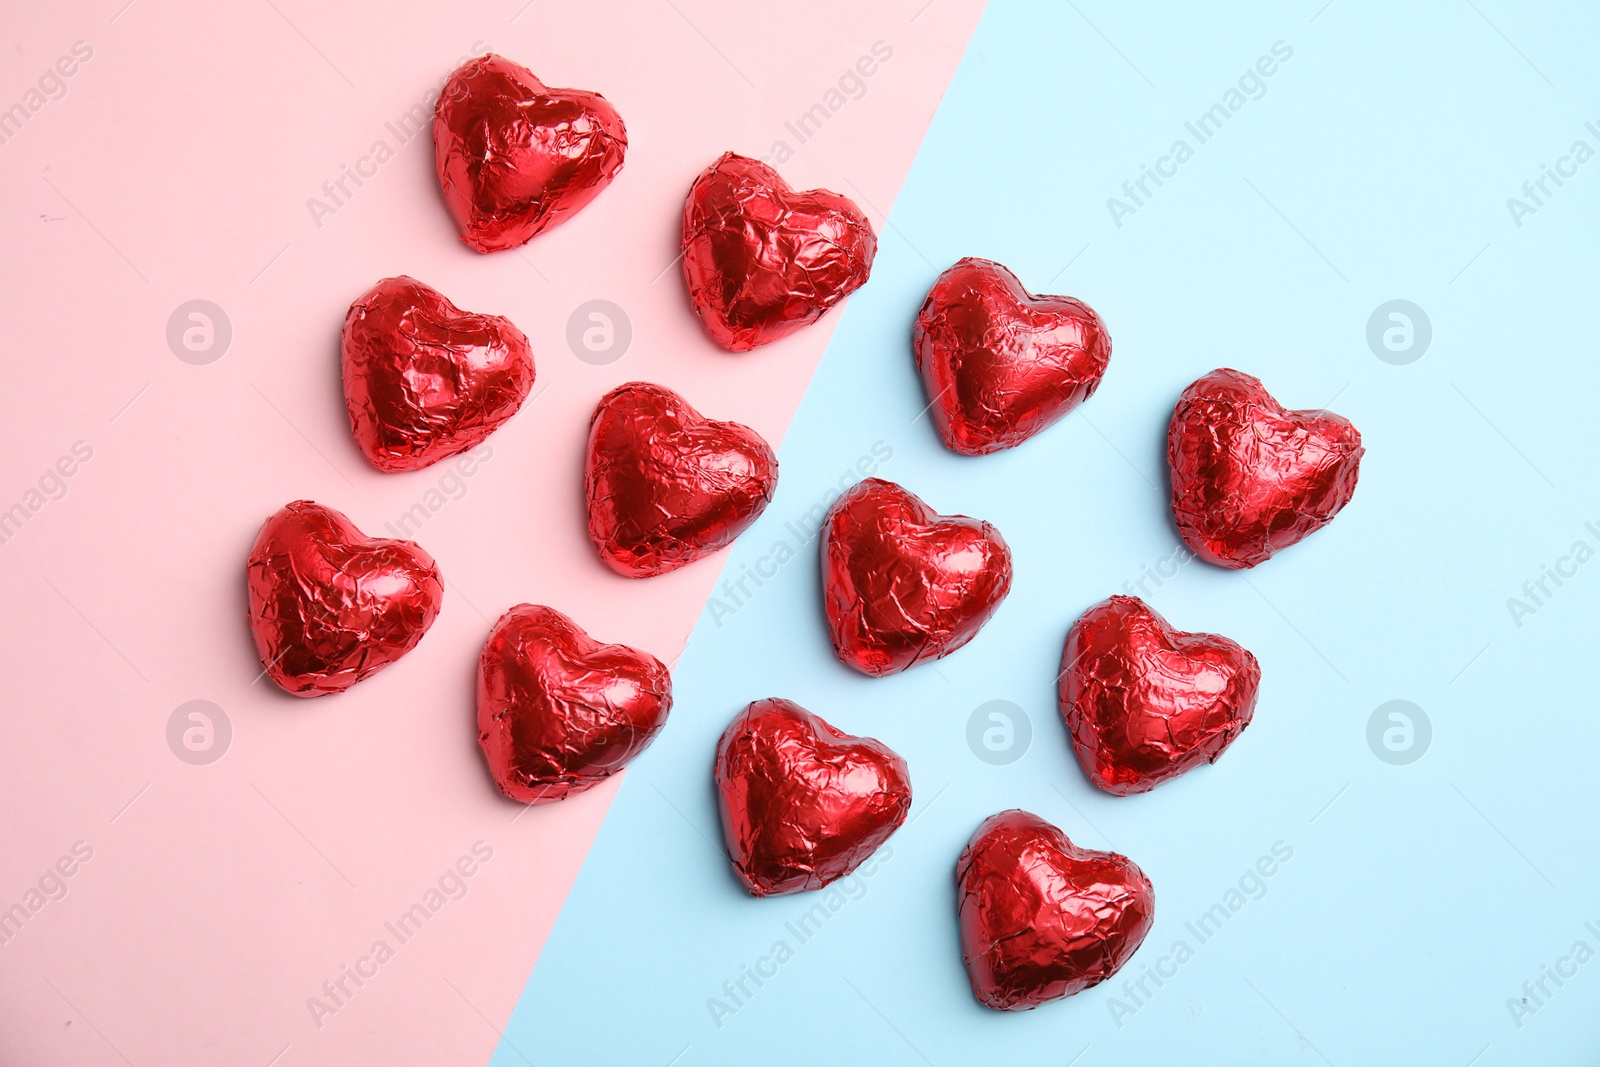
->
[342,276,535,472]
[957,810,1155,1011]
[585,382,778,578]
[434,54,626,253]
[681,152,876,351]
[821,478,1012,676]
[246,501,443,697]
[1168,368,1363,568]
[478,604,672,804]
[715,698,910,896]
[1060,596,1260,796]
[913,257,1111,455]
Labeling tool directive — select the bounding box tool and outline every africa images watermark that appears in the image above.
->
[1121,540,1196,600]
[1366,300,1432,366]
[0,440,94,548]
[1367,700,1431,766]
[706,441,894,628]
[381,443,494,540]
[1107,840,1294,1028]
[967,700,1032,765]
[305,40,491,230]
[1106,41,1295,229]
[706,846,892,1030]
[757,41,895,167]
[1505,517,1600,629]
[305,840,494,1029]
[1507,920,1600,1030]
[0,40,94,147]
[1505,121,1600,229]
[167,300,233,365]
[0,841,94,948]
[167,700,232,766]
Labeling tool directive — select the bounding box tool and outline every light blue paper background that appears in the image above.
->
[493,2,1600,1062]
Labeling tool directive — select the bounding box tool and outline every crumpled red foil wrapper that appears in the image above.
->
[913,257,1111,455]
[585,382,778,578]
[246,501,443,697]
[1060,595,1260,795]
[821,478,1012,676]
[1168,368,1363,568]
[342,276,535,473]
[434,53,627,253]
[715,698,910,896]
[681,152,876,351]
[957,810,1155,1011]
[477,604,672,804]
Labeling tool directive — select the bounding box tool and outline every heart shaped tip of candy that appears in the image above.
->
[434,54,627,253]
[1061,595,1260,796]
[913,257,1111,456]
[958,810,1155,1011]
[681,153,876,351]
[585,382,778,579]
[715,698,910,896]
[342,276,535,473]
[478,604,672,804]
[246,501,443,697]
[821,478,1011,676]
[1168,368,1363,569]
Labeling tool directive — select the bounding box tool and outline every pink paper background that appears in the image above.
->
[0,1,983,1064]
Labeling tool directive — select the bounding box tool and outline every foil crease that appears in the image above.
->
[477,604,672,804]
[715,698,910,896]
[1060,595,1260,796]
[957,810,1155,1011]
[245,500,443,697]
[821,478,1011,676]
[342,276,535,473]
[434,53,626,253]
[585,381,778,578]
[913,257,1111,455]
[681,152,876,351]
[1168,368,1363,568]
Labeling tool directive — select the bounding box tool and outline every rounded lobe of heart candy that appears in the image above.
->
[821,478,1012,676]
[913,257,1111,455]
[1168,367,1363,568]
[477,604,672,804]
[681,152,876,351]
[433,54,627,253]
[342,276,535,473]
[246,501,443,697]
[1060,595,1260,796]
[957,809,1155,1011]
[715,698,910,896]
[584,382,778,578]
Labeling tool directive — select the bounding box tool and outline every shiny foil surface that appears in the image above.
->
[1060,596,1260,796]
[957,810,1155,1011]
[342,276,535,473]
[913,257,1111,455]
[477,604,672,804]
[1168,368,1364,568]
[681,152,876,351]
[246,501,443,697]
[434,54,626,253]
[821,478,1012,676]
[715,698,910,897]
[585,382,778,578]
